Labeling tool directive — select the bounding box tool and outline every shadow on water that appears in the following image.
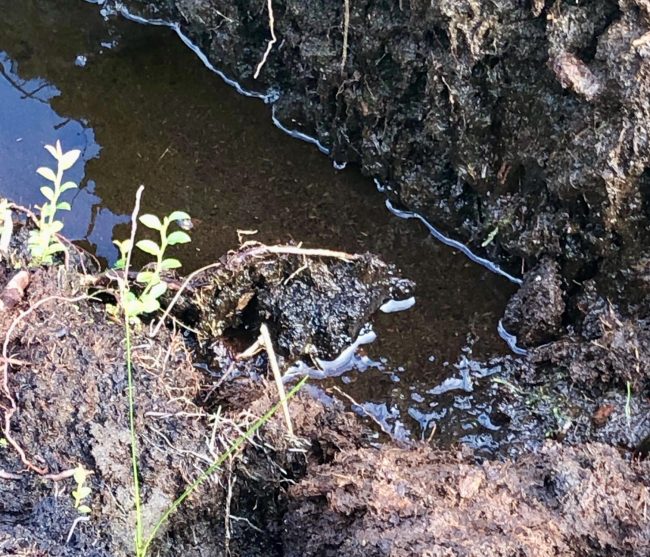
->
[0,0,518,452]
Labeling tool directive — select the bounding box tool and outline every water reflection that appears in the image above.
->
[0,51,128,261]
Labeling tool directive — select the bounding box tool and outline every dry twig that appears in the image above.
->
[253,0,277,79]
[259,323,293,436]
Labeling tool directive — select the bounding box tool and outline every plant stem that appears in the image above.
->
[124,319,144,553]
[123,186,145,555]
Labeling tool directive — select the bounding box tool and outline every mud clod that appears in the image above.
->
[283,442,650,557]
[189,244,414,359]
[503,258,565,346]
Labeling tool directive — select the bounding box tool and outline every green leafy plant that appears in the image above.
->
[113,189,306,557]
[71,465,92,515]
[28,141,79,264]
[113,211,191,319]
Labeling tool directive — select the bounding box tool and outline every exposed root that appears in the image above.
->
[65,516,90,545]
[253,0,277,79]
[44,467,93,482]
[1,293,101,474]
[0,469,22,480]
[341,0,350,75]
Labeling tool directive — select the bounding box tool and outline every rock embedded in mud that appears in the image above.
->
[503,258,565,346]
[190,244,414,360]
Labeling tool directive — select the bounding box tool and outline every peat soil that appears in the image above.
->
[0,230,648,556]
[0,230,647,556]
[0,0,649,555]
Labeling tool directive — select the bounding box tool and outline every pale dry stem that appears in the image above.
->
[254,0,277,79]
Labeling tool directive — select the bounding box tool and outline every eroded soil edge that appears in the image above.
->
[0,228,647,555]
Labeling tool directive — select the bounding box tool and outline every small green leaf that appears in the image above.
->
[60,181,78,193]
[77,505,92,514]
[76,486,91,499]
[161,258,182,270]
[57,201,71,211]
[136,240,160,256]
[45,242,65,256]
[40,186,55,201]
[136,271,156,284]
[73,466,90,485]
[36,167,57,182]
[124,296,143,318]
[139,214,163,230]
[59,149,81,171]
[140,295,160,314]
[166,230,191,246]
[44,144,59,160]
[114,238,132,254]
[168,210,191,222]
[50,221,64,233]
[113,258,125,270]
[149,281,167,300]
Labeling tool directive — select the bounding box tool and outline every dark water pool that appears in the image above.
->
[0,0,518,451]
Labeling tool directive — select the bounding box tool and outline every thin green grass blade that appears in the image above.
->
[139,376,308,556]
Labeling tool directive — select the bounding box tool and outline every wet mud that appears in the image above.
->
[0,232,648,556]
[114,0,650,387]
[1,0,650,554]
[0,0,520,448]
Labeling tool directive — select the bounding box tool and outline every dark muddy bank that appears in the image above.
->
[0,232,648,556]
[115,0,650,386]
[0,225,403,555]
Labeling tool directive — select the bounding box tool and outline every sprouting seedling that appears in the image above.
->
[71,465,92,515]
[113,211,191,319]
[481,226,499,248]
[28,141,80,264]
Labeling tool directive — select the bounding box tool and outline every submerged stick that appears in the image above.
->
[259,323,293,436]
